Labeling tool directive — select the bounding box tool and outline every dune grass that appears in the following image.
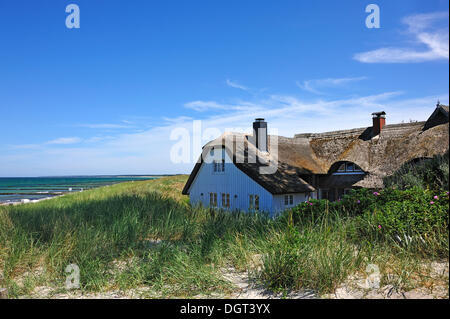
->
[0,175,448,298]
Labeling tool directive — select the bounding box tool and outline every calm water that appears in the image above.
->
[0,176,158,203]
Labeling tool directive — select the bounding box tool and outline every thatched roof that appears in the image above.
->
[183,112,449,194]
[292,121,448,187]
[424,104,449,130]
[182,132,315,195]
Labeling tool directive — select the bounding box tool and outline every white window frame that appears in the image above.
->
[284,194,294,206]
[212,148,225,174]
[332,162,364,175]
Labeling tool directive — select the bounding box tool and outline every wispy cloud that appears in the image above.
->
[2,89,447,176]
[77,123,134,129]
[296,77,368,95]
[354,12,449,63]
[85,136,115,143]
[45,137,82,145]
[184,101,230,112]
[184,100,261,112]
[226,79,249,91]
[162,116,194,124]
[225,79,268,96]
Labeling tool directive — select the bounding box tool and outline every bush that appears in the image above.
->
[384,152,449,191]
[291,187,449,241]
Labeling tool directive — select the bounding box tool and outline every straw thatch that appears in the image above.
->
[183,106,449,195]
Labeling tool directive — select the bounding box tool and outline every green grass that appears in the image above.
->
[0,175,448,298]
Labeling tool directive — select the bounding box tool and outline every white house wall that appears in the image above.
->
[272,193,308,214]
[188,150,275,214]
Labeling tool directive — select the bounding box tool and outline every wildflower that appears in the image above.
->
[433,195,439,200]
[356,200,361,204]
[378,225,382,229]
[308,202,313,206]
[446,192,449,196]
[373,191,380,196]
[430,201,434,205]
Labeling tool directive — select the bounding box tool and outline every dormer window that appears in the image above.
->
[212,148,225,173]
[213,160,225,172]
[333,162,364,175]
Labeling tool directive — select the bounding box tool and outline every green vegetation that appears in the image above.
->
[260,187,448,292]
[0,167,448,298]
[384,152,449,192]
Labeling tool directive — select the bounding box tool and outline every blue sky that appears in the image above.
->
[0,0,448,176]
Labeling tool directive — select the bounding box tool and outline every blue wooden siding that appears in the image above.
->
[187,150,312,215]
[188,151,275,214]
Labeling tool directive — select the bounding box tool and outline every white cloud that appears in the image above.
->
[2,91,448,176]
[226,79,249,91]
[403,11,448,33]
[184,100,261,112]
[77,123,133,129]
[45,137,82,145]
[184,101,230,112]
[85,136,115,143]
[354,11,449,63]
[296,77,368,95]
[162,116,194,124]
[8,144,41,150]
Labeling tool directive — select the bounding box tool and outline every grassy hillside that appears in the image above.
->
[0,175,448,298]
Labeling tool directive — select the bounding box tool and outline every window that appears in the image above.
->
[222,193,230,208]
[209,193,217,207]
[213,160,225,172]
[284,194,293,206]
[333,162,364,174]
[249,194,260,210]
[212,148,225,173]
[346,162,354,172]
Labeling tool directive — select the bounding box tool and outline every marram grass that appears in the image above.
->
[0,175,447,298]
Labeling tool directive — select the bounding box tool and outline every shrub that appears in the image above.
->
[384,152,449,191]
[291,187,449,247]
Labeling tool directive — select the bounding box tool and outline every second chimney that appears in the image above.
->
[371,111,386,136]
[253,118,268,152]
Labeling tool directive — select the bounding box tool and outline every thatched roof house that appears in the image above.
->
[183,104,449,207]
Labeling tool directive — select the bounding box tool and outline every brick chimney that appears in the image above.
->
[371,111,386,136]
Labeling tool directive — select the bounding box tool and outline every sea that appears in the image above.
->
[0,176,160,204]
